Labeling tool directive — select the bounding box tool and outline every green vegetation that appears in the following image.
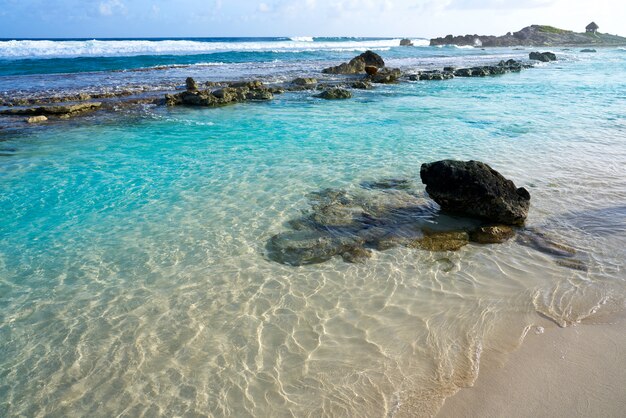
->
[536,25,571,34]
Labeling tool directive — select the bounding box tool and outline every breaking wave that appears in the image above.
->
[0,38,414,59]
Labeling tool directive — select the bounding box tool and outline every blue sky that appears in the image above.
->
[0,0,623,38]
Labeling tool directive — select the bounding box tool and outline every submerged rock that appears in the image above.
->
[529,51,557,62]
[360,178,413,190]
[266,230,363,266]
[414,231,470,251]
[580,48,596,53]
[420,160,531,225]
[469,225,515,243]
[315,88,352,100]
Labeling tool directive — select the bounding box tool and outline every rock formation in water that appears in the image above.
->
[314,88,352,100]
[529,51,557,62]
[420,160,531,225]
[400,38,414,46]
[322,50,385,75]
[165,82,274,107]
[430,25,626,47]
[0,102,102,118]
[185,77,198,91]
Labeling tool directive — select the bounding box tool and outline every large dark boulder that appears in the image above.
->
[358,50,385,67]
[420,160,530,225]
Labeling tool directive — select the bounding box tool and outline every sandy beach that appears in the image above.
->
[438,314,626,417]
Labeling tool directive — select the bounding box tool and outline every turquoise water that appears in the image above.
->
[1,48,626,416]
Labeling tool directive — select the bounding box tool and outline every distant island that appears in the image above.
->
[430,24,626,47]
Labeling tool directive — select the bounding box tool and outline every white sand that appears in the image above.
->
[438,317,626,418]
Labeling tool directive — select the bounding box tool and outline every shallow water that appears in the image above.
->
[1,46,626,417]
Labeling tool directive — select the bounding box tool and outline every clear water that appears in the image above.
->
[1,43,625,417]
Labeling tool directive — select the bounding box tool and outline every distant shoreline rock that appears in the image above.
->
[430,24,626,47]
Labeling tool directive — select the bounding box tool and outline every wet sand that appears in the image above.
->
[438,316,626,417]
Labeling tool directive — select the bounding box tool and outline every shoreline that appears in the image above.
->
[437,314,626,417]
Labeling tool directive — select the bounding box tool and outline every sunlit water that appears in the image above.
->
[1,45,626,417]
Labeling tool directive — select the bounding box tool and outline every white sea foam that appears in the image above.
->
[289,36,314,42]
[0,38,411,59]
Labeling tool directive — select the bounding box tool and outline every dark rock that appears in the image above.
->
[364,66,378,76]
[358,50,385,67]
[186,77,198,91]
[580,48,596,53]
[229,80,264,89]
[470,225,515,243]
[369,68,402,83]
[529,51,557,62]
[314,88,352,100]
[165,85,273,107]
[351,80,372,89]
[443,66,457,72]
[322,57,366,75]
[400,38,414,46]
[292,77,317,86]
[0,102,102,116]
[454,68,473,77]
[246,90,274,101]
[420,160,531,225]
[322,50,384,74]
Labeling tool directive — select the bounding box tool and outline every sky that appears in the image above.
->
[0,0,623,39]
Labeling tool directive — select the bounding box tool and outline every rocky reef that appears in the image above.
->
[0,102,102,119]
[165,80,276,107]
[0,51,538,126]
[430,24,626,47]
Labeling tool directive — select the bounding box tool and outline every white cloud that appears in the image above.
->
[258,2,271,12]
[99,0,127,17]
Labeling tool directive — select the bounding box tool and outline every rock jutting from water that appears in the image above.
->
[0,102,103,119]
[420,160,531,225]
[165,79,274,107]
[322,50,386,74]
[400,38,414,46]
[529,51,557,62]
[314,88,353,100]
